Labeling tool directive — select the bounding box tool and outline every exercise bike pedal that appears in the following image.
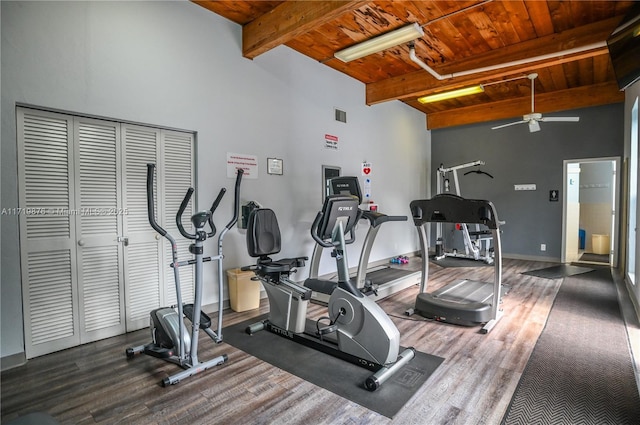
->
[182,304,212,329]
[315,316,338,338]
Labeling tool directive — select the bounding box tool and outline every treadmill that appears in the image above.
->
[308,176,421,303]
[405,194,504,334]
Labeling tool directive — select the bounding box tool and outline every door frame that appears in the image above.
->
[561,156,620,266]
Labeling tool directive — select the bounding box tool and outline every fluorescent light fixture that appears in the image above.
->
[417,85,485,104]
[334,23,424,62]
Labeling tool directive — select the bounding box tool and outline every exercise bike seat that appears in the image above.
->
[244,208,307,279]
[253,257,306,275]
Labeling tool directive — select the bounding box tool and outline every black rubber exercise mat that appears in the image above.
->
[502,268,640,424]
[223,314,444,418]
[521,264,593,279]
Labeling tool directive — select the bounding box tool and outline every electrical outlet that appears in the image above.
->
[540,244,546,251]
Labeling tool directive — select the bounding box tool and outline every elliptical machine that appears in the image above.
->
[126,163,243,386]
[243,194,415,391]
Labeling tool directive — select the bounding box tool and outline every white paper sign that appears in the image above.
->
[227,152,258,179]
[324,134,339,150]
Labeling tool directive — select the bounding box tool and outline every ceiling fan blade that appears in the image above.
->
[491,120,526,130]
[539,116,580,122]
[528,120,541,132]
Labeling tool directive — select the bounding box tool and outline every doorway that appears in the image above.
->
[562,157,620,266]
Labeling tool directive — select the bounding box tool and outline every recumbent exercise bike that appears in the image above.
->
[242,193,414,391]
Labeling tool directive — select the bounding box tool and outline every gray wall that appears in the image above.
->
[1,1,430,361]
[431,103,624,260]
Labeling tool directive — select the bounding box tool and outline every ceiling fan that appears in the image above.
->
[491,73,580,133]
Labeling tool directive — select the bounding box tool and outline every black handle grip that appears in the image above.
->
[310,211,334,248]
[146,164,167,237]
[206,188,226,238]
[224,168,244,230]
[344,209,363,245]
[176,187,196,239]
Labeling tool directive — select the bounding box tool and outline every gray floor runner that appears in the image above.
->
[521,264,593,279]
[502,268,640,424]
[223,314,444,418]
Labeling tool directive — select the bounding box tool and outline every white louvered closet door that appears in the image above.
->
[74,117,126,341]
[161,130,195,307]
[18,107,196,356]
[121,124,164,330]
[121,125,195,330]
[18,109,80,358]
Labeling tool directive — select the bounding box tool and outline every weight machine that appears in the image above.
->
[434,160,495,264]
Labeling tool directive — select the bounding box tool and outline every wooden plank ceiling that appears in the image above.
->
[193,1,635,129]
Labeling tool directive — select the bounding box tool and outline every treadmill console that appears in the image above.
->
[329,176,363,203]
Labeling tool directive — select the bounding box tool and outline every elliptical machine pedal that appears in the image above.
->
[182,304,212,330]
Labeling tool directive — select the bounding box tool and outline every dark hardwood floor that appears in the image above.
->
[2,259,636,424]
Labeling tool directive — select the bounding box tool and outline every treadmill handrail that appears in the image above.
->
[410,194,501,229]
[361,210,407,228]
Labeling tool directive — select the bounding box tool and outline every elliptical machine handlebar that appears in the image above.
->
[147,163,180,270]
[175,180,229,241]
[223,168,244,231]
[206,188,227,238]
[176,187,197,240]
[147,163,168,238]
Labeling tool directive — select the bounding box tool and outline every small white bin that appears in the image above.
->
[591,234,610,255]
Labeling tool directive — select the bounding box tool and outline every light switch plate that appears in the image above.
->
[514,184,536,191]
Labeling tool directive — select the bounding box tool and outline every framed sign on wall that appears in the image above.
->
[267,158,283,175]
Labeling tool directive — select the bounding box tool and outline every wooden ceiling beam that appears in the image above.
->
[366,17,621,105]
[243,0,368,59]
[424,81,624,130]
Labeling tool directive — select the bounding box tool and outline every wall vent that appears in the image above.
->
[335,109,347,123]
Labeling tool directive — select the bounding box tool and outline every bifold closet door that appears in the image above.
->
[121,125,195,331]
[160,130,195,307]
[17,108,195,356]
[121,124,164,331]
[18,109,80,358]
[73,117,126,343]
[18,109,126,358]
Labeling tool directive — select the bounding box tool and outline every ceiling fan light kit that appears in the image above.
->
[417,85,484,104]
[334,22,424,63]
